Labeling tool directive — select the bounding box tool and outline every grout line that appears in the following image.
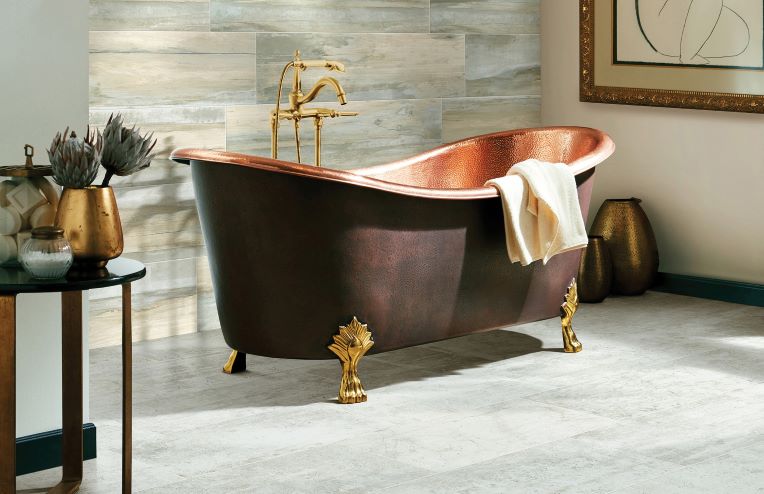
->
[439,98,444,143]
[463,34,467,96]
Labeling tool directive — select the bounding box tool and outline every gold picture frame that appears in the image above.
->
[580,0,764,113]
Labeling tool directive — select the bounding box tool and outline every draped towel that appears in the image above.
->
[485,159,588,266]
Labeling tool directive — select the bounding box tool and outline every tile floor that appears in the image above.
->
[17,292,764,493]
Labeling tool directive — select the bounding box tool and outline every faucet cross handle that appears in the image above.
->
[294,59,345,72]
[292,48,345,72]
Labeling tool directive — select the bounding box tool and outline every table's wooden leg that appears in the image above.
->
[122,283,132,494]
[49,291,84,494]
[0,294,16,494]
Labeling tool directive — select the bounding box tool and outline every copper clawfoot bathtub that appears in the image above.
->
[171,126,614,403]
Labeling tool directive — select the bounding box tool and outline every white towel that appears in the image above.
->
[485,159,588,266]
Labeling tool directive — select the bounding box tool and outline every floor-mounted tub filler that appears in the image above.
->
[171,125,614,404]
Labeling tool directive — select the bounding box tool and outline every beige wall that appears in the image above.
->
[1,0,90,436]
[541,0,764,285]
[89,0,542,347]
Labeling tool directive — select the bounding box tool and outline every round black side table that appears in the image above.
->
[0,258,146,494]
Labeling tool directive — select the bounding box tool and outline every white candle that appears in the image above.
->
[0,235,17,264]
[0,207,22,235]
[30,203,55,228]
[0,181,16,207]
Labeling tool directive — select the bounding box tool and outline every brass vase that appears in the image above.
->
[590,198,658,295]
[54,186,124,269]
[577,236,612,303]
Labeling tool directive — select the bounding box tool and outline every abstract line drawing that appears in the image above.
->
[635,0,751,65]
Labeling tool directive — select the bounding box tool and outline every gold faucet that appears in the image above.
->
[271,50,358,167]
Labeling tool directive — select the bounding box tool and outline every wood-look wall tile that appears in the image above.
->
[256,33,465,102]
[210,0,429,33]
[196,290,220,333]
[196,257,220,332]
[89,257,198,348]
[466,35,540,97]
[91,258,197,302]
[90,32,256,107]
[114,181,204,263]
[128,245,207,265]
[442,96,540,142]
[89,106,226,187]
[93,158,188,190]
[122,227,205,265]
[90,292,199,348]
[90,0,210,31]
[90,31,255,54]
[430,0,539,34]
[226,99,441,169]
[196,256,214,293]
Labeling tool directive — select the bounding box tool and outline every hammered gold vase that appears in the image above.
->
[54,186,124,269]
[590,198,658,295]
[578,236,612,303]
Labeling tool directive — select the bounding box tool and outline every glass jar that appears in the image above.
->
[20,226,73,279]
[0,145,60,267]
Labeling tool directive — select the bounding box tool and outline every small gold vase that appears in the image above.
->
[577,235,612,303]
[590,198,658,295]
[54,186,124,269]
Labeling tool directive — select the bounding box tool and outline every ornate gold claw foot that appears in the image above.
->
[223,349,247,374]
[560,279,583,353]
[328,317,374,404]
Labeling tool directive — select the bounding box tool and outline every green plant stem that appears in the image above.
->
[101,170,114,187]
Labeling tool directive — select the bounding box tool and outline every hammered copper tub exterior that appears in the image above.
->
[171,127,614,359]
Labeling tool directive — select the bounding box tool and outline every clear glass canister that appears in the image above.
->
[0,145,60,267]
[20,226,73,279]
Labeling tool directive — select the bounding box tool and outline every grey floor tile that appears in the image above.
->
[16,292,764,493]
[615,436,764,493]
[378,434,678,494]
[350,399,614,473]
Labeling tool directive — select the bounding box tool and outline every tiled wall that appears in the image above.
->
[88,0,540,347]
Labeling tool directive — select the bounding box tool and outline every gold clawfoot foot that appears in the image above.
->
[223,349,247,374]
[328,317,374,404]
[561,278,583,353]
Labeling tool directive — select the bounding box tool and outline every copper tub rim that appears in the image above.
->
[170,126,615,201]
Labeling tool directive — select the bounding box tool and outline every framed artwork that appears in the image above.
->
[580,0,764,113]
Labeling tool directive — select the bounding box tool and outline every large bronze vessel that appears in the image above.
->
[578,235,612,303]
[590,198,658,295]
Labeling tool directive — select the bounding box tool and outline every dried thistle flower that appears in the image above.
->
[101,113,157,187]
[47,127,103,188]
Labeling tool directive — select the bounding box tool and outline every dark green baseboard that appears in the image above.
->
[653,272,764,307]
[16,423,97,476]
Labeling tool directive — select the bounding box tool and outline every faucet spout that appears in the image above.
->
[298,76,348,106]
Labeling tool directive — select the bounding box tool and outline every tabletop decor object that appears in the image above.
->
[19,226,73,279]
[55,185,124,269]
[48,128,102,188]
[100,113,156,187]
[577,235,612,303]
[590,198,658,295]
[580,0,764,113]
[50,115,156,269]
[0,145,60,267]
